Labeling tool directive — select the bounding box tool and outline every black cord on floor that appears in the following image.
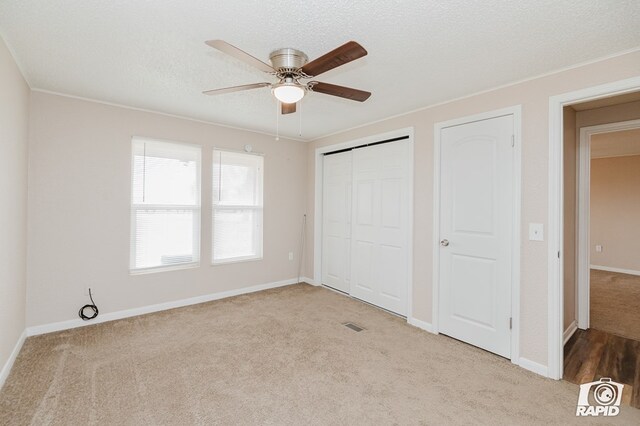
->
[79,288,99,321]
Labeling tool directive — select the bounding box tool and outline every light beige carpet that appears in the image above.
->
[591,269,640,342]
[2,284,639,425]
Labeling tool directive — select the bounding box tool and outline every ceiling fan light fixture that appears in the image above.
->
[272,83,305,104]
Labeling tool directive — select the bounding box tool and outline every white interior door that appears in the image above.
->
[321,151,352,293]
[350,140,410,315]
[438,115,514,358]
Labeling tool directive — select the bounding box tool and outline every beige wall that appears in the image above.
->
[26,92,307,327]
[11,43,640,371]
[590,155,640,272]
[576,100,640,129]
[563,107,577,331]
[591,128,640,158]
[306,50,640,366]
[0,38,29,374]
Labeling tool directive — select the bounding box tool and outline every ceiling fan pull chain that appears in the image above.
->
[299,99,303,137]
[275,100,280,141]
[142,142,147,203]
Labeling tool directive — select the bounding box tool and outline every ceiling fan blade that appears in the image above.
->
[301,41,367,77]
[203,82,271,96]
[205,40,274,73]
[281,102,296,114]
[309,82,371,102]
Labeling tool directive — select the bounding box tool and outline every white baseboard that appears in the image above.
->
[563,320,578,345]
[0,330,27,390]
[407,317,435,334]
[300,276,318,285]
[590,265,640,277]
[518,357,549,378]
[408,319,548,378]
[26,278,300,337]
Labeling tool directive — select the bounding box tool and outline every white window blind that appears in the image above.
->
[212,149,264,264]
[130,138,201,273]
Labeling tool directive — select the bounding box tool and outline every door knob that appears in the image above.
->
[440,239,449,247]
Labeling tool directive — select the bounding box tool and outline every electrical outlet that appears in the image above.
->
[289,252,294,261]
[595,245,603,253]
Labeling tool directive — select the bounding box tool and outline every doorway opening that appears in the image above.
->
[561,91,640,409]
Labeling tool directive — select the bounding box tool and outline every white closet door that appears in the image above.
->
[321,151,352,293]
[350,140,410,315]
[438,114,514,358]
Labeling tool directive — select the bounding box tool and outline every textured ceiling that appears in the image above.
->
[1,1,639,141]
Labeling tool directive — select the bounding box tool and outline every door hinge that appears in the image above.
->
[509,317,513,330]
[558,251,561,259]
[511,134,515,147]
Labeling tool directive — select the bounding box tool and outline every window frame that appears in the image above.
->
[129,137,202,274]
[211,148,264,265]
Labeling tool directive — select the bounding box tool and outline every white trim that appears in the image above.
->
[0,33,32,88]
[25,47,640,144]
[592,152,640,159]
[26,278,299,337]
[309,48,640,142]
[577,119,640,329]
[577,125,591,330]
[432,106,522,365]
[300,276,318,285]
[407,317,435,334]
[312,127,415,317]
[130,262,201,275]
[432,123,441,334]
[548,76,640,380]
[518,357,549,377]
[31,89,305,142]
[321,284,350,297]
[563,320,578,345]
[512,108,523,364]
[590,265,640,277]
[211,256,263,266]
[0,330,27,390]
[406,133,415,321]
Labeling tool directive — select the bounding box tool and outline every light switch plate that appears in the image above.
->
[529,223,544,241]
[595,245,603,253]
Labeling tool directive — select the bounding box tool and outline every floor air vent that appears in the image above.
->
[343,322,365,332]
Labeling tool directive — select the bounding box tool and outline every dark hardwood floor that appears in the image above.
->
[564,328,640,408]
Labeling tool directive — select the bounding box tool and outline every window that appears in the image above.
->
[212,149,263,264]
[130,138,201,273]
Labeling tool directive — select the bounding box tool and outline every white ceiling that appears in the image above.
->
[592,128,640,158]
[1,1,639,141]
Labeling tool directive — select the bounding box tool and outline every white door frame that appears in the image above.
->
[313,127,415,318]
[432,105,522,364]
[548,76,640,380]
[577,118,640,330]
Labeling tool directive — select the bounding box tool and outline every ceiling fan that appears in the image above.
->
[203,40,371,114]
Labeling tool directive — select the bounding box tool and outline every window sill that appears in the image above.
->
[130,262,200,275]
[211,256,263,266]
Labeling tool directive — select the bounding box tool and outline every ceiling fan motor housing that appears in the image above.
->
[269,48,308,72]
